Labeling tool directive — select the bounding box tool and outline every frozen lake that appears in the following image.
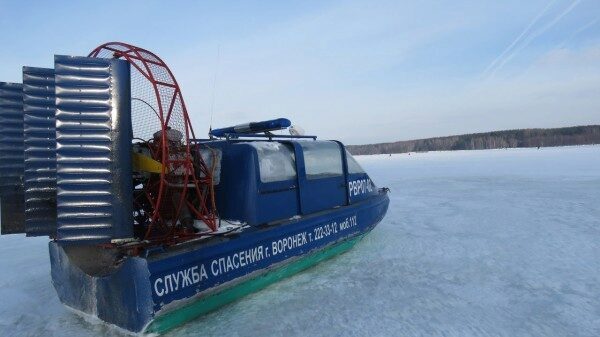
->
[1,145,599,337]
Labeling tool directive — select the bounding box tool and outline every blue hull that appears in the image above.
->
[49,192,389,333]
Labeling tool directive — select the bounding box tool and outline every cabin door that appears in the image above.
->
[297,141,347,214]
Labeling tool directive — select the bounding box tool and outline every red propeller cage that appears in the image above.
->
[89,42,218,241]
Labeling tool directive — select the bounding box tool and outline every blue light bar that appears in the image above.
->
[210,118,291,137]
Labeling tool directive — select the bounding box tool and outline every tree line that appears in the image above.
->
[346,125,600,155]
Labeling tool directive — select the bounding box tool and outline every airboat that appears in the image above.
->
[0,42,389,334]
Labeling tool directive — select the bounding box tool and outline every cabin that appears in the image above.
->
[200,139,377,226]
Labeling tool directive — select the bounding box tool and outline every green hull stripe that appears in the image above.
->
[145,235,363,334]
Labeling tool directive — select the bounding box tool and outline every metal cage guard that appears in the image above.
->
[89,42,217,244]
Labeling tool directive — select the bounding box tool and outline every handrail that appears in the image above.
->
[190,134,317,142]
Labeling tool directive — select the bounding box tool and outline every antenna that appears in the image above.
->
[208,44,220,135]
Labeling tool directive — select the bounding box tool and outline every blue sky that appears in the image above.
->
[1,0,599,144]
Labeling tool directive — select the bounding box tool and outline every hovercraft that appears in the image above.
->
[0,42,389,334]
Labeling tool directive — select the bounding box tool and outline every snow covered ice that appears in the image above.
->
[1,145,599,337]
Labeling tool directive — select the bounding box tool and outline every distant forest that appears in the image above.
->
[347,125,600,155]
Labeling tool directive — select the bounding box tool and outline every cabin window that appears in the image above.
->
[301,141,343,180]
[346,151,365,174]
[251,142,296,183]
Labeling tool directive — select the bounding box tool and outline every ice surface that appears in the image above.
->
[1,145,599,337]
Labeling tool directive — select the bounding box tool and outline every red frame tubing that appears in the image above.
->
[89,42,218,242]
